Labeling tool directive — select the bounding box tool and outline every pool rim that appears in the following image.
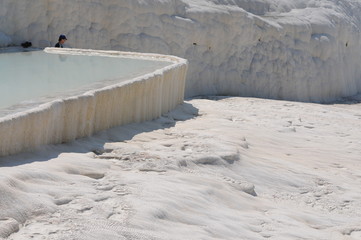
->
[0,47,187,122]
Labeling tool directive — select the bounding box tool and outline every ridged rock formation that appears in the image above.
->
[1,0,361,102]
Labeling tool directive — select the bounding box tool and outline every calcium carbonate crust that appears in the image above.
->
[1,0,361,102]
[0,48,188,157]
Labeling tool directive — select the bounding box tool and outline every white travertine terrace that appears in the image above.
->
[1,0,361,102]
[0,48,188,157]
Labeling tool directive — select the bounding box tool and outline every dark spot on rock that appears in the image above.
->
[92,149,105,155]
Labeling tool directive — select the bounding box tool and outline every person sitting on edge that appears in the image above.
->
[55,34,67,48]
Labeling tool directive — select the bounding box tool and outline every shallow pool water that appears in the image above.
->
[0,50,171,116]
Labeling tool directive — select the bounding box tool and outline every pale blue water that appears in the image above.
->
[0,50,171,116]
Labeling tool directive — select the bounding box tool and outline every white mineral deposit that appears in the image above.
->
[1,0,361,239]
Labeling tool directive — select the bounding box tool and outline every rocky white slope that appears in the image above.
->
[0,96,361,239]
[1,0,361,101]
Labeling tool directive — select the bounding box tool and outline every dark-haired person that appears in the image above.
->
[55,34,67,48]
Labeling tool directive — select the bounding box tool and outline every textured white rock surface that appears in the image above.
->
[1,0,361,102]
[1,96,360,239]
[0,32,11,47]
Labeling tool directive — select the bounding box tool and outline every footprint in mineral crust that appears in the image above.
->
[222,175,257,196]
[0,218,20,238]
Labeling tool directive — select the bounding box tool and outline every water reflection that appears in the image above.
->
[20,51,33,56]
[0,50,172,116]
[58,54,67,62]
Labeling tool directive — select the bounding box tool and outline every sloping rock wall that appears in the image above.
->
[1,0,361,102]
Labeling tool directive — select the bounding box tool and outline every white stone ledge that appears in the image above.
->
[0,48,188,157]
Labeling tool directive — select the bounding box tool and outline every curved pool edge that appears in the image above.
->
[0,48,188,157]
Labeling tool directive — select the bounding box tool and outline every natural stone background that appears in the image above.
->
[1,0,361,102]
